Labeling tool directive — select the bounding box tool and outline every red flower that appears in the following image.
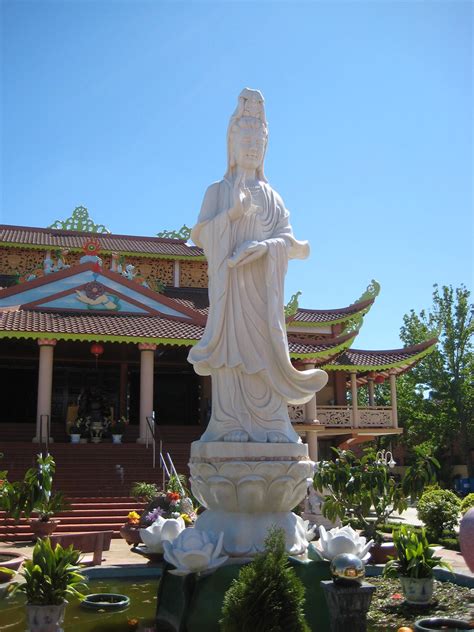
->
[391,593,403,600]
[167,492,180,503]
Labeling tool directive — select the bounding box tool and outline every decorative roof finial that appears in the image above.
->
[49,206,110,234]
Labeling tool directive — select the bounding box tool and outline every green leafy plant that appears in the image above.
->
[130,481,159,502]
[0,454,68,522]
[110,416,129,434]
[460,492,474,515]
[220,527,310,632]
[313,446,439,543]
[383,525,451,579]
[2,537,87,605]
[416,488,461,541]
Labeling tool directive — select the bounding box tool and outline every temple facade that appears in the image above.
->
[0,208,437,461]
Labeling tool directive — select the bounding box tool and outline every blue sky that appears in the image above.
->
[1,0,472,350]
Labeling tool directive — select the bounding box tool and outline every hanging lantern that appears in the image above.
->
[90,343,104,358]
[374,375,385,384]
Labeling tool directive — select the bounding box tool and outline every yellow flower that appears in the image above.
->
[127,511,140,525]
[180,513,192,524]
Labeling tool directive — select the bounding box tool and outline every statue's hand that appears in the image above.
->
[228,174,252,221]
[228,240,267,268]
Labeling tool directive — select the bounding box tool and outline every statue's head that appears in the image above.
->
[226,88,268,181]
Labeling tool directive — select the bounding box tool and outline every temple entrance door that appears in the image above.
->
[52,365,120,428]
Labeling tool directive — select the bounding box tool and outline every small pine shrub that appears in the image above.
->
[220,527,309,632]
[417,488,461,541]
[460,493,474,515]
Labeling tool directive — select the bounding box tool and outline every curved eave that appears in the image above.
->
[0,240,206,262]
[287,298,374,329]
[0,329,199,347]
[322,338,438,382]
[289,334,358,361]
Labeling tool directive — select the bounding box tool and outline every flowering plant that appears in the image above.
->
[141,490,196,526]
[111,416,129,435]
[127,511,141,525]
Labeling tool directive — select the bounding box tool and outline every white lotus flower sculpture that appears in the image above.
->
[139,516,185,553]
[303,520,318,542]
[317,525,373,563]
[163,528,228,576]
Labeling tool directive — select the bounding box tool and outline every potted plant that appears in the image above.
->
[0,537,87,632]
[383,525,451,605]
[110,416,128,443]
[0,454,69,539]
[69,419,82,443]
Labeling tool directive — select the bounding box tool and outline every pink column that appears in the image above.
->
[138,343,157,443]
[34,339,57,443]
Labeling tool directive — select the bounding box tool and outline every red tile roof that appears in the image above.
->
[0,308,204,343]
[326,339,438,371]
[288,299,374,324]
[0,225,204,258]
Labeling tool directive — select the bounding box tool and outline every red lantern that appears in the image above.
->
[374,375,385,384]
[90,343,104,358]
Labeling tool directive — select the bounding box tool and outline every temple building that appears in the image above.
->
[0,207,437,461]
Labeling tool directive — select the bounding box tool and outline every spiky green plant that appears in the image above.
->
[220,527,309,632]
[5,537,88,605]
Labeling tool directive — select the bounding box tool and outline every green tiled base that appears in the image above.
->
[156,558,332,632]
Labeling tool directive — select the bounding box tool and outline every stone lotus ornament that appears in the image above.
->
[139,516,185,554]
[163,528,228,576]
[317,525,374,563]
[303,520,318,542]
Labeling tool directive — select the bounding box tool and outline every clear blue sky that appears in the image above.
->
[1,0,472,350]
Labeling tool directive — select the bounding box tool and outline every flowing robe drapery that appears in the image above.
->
[188,178,328,442]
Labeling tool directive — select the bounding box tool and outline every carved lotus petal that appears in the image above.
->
[236,475,267,513]
[287,461,313,481]
[318,525,374,562]
[191,463,217,479]
[219,462,253,479]
[164,528,228,576]
[206,476,237,511]
[139,517,185,553]
[266,475,293,510]
[253,461,289,480]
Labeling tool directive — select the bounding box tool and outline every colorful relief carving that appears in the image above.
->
[75,281,121,311]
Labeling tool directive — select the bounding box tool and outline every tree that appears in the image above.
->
[399,284,474,478]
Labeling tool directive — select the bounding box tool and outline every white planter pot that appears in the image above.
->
[26,601,66,632]
[112,434,123,444]
[70,434,81,444]
[400,576,434,605]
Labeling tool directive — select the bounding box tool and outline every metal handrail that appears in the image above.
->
[39,414,50,457]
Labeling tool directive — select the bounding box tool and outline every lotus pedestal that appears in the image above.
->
[189,441,314,557]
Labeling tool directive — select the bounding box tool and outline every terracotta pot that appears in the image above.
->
[26,601,66,632]
[119,523,142,546]
[459,507,474,572]
[0,550,24,582]
[29,519,60,539]
[400,576,434,605]
[369,541,397,564]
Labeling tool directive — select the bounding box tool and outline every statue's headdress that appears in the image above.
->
[225,88,268,182]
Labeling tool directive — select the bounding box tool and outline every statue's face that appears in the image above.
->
[233,125,266,171]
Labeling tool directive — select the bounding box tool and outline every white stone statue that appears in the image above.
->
[188,88,327,443]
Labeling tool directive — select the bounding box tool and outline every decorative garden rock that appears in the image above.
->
[459,507,474,572]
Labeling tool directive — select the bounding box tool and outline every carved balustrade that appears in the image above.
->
[288,405,395,428]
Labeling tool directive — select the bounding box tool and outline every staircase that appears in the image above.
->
[0,426,202,542]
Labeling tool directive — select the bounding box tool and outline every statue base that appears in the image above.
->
[189,441,314,557]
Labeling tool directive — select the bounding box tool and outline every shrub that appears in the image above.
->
[460,493,474,515]
[417,488,461,540]
[220,527,309,632]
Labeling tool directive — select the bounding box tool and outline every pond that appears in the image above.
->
[0,577,159,632]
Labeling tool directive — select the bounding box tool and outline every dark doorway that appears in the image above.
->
[0,362,37,423]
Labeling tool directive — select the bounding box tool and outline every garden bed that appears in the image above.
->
[366,576,473,631]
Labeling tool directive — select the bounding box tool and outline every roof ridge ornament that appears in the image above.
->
[353,279,381,305]
[285,291,302,318]
[49,206,110,234]
[342,313,364,337]
[157,225,192,240]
